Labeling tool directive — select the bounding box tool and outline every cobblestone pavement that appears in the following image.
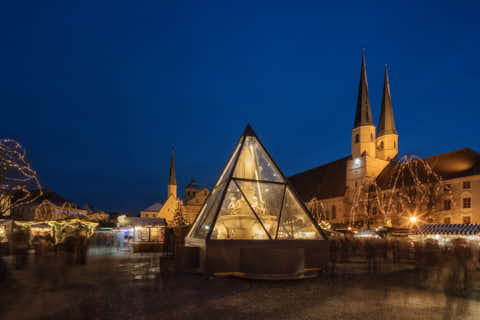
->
[1,250,480,320]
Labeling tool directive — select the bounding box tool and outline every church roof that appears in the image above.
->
[353,53,373,128]
[288,156,349,202]
[376,148,480,189]
[142,202,163,212]
[421,148,480,179]
[378,66,397,136]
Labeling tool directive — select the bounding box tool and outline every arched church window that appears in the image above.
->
[355,134,360,143]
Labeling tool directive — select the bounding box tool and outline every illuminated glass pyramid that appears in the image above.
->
[186,125,325,241]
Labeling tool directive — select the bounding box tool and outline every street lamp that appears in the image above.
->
[409,216,417,224]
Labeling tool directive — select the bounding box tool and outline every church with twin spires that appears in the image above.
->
[289,53,480,229]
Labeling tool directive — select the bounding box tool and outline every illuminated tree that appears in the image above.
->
[173,202,187,227]
[348,155,460,228]
[0,139,42,217]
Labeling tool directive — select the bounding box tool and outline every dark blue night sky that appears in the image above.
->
[1,1,479,214]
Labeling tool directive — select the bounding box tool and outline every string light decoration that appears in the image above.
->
[173,201,187,227]
[0,139,42,217]
[347,155,461,229]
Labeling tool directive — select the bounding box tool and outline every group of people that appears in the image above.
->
[328,236,480,295]
[328,237,409,275]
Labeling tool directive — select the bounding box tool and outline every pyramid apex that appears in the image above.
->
[243,124,257,137]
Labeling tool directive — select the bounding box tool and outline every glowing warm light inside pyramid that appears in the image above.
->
[186,126,323,241]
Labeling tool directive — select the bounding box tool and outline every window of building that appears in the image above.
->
[394,140,396,148]
[463,181,471,189]
[372,207,377,215]
[325,209,329,220]
[444,199,451,210]
[331,206,336,220]
[463,197,471,209]
[379,141,384,150]
[355,134,360,144]
[444,217,451,224]
[444,184,451,192]
[370,133,374,142]
[463,216,471,224]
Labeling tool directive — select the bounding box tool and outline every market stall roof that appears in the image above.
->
[414,224,480,235]
[118,216,166,228]
[0,219,12,227]
[354,229,382,238]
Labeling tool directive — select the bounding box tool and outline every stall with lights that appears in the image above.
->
[14,218,98,244]
[0,219,13,253]
[412,224,480,245]
[183,125,328,277]
[117,216,166,252]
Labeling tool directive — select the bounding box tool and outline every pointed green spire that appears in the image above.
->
[353,51,374,128]
[378,65,397,136]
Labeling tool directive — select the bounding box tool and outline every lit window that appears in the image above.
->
[444,200,451,210]
[463,216,471,224]
[463,197,471,209]
[444,217,451,224]
[463,181,471,189]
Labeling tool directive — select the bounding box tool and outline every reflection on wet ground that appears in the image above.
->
[1,248,480,320]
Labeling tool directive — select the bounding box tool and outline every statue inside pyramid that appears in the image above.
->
[185,125,324,242]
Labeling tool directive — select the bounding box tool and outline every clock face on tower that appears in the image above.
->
[352,158,361,169]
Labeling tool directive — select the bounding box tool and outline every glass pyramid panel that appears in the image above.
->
[210,180,269,240]
[235,180,285,238]
[189,182,227,239]
[233,136,283,182]
[277,186,322,240]
[217,136,243,185]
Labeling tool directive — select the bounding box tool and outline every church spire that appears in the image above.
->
[167,145,177,199]
[353,51,373,128]
[378,65,397,136]
[168,145,176,186]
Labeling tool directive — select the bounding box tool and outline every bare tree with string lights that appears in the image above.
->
[347,155,461,229]
[0,139,42,217]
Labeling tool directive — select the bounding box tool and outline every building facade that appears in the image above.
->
[289,54,480,229]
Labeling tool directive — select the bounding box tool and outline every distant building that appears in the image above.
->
[289,54,480,229]
[12,189,88,221]
[183,179,209,223]
[140,148,209,225]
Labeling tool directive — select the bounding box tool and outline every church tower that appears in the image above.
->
[347,53,390,190]
[167,146,177,199]
[376,65,398,161]
[351,52,376,159]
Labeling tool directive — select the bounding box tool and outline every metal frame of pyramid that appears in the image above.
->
[186,124,326,241]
